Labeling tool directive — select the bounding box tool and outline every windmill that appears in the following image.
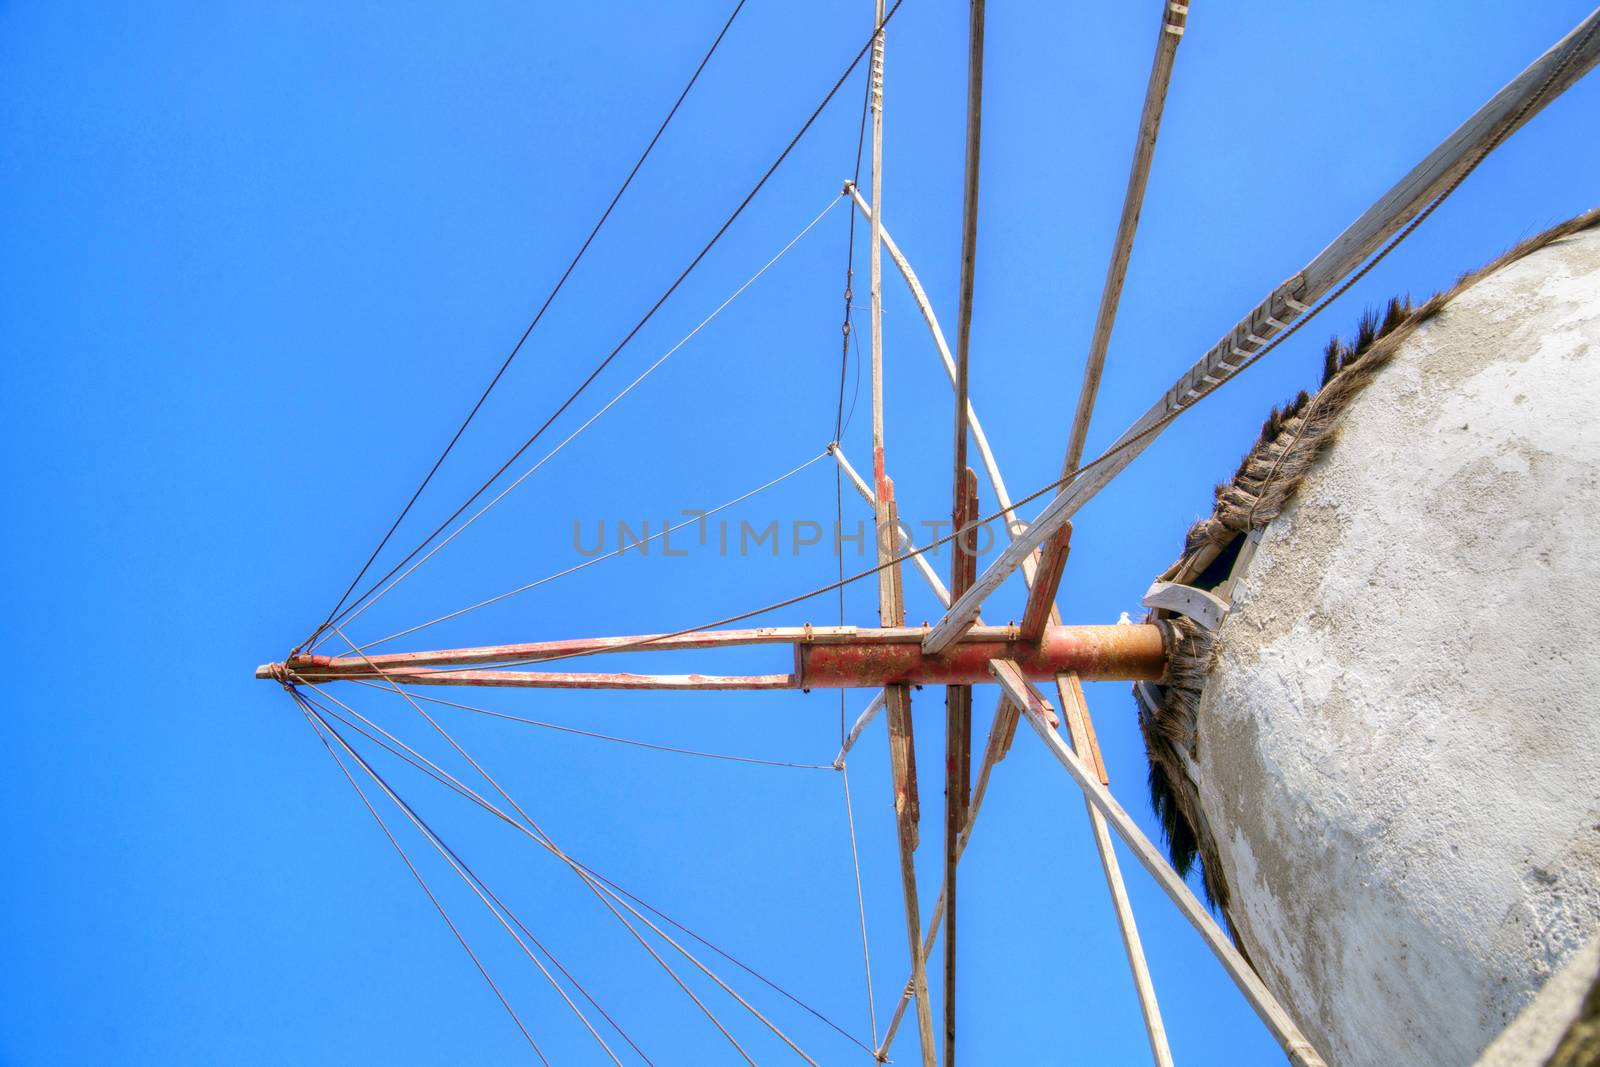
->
[258,5,1600,1064]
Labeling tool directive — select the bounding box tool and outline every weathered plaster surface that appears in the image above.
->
[1195,227,1600,1067]
[1473,933,1600,1067]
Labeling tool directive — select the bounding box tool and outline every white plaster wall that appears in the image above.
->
[1195,226,1600,1067]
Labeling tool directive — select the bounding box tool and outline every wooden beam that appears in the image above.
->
[863,69,935,1033]
[1018,522,1073,645]
[868,0,888,489]
[833,690,887,768]
[990,659,1328,1067]
[831,443,952,606]
[844,186,1027,550]
[1061,0,1188,476]
[875,689,1011,1059]
[950,0,985,538]
[1057,673,1167,1064]
[1057,672,1108,786]
[277,668,800,691]
[884,682,935,1063]
[943,468,980,1062]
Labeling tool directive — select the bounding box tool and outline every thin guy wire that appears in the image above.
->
[312,0,910,646]
[287,423,1214,684]
[833,64,879,1047]
[329,628,823,1065]
[293,689,656,1063]
[840,761,879,1049]
[336,668,819,1067]
[346,679,833,770]
[300,696,625,1065]
[295,699,549,1062]
[354,446,1150,678]
[318,196,845,649]
[299,681,870,1056]
[310,0,752,645]
[303,683,761,1065]
[342,449,829,654]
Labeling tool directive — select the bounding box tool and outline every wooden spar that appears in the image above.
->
[884,683,934,1053]
[880,491,939,1067]
[1018,522,1073,645]
[875,689,1006,1060]
[845,186,1026,547]
[869,1,888,488]
[944,469,979,1063]
[924,8,1600,657]
[831,443,952,605]
[1061,0,1188,476]
[833,690,886,767]
[866,9,934,1059]
[945,2,985,1048]
[879,496,1040,1059]
[949,0,983,527]
[1058,673,1170,1066]
[843,480,1148,1065]
[1060,672,1108,786]
[990,660,1328,1067]
[879,511,938,1063]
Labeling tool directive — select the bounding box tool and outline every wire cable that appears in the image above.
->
[329,627,823,1065]
[300,694,627,1065]
[309,0,753,646]
[311,0,911,647]
[345,679,834,770]
[839,762,879,1049]
[340,449,829,655]
[295,689,652,1062]
[298,684,760,1063]
[295,699,549,1062]
[316,196,844,649]
[831,61,880,1047]
[299,680,870,1055]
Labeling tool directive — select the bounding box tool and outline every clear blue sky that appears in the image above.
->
[3,2,1596,1063]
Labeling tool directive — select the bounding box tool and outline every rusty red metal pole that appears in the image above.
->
[796,623,1163,689]
[260,623,1167,691]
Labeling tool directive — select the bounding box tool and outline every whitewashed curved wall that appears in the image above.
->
[1195,226,1600,1067]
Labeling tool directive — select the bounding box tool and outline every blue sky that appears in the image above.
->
[3,2,1597,1063]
